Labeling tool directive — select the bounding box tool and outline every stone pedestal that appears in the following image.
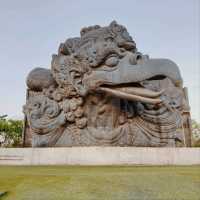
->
[0,147,200,165]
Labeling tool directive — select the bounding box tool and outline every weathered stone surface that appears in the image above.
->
[23,21,192,147]
[26,68,56,91]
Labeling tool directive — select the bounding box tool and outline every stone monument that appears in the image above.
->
[23,21,192,147]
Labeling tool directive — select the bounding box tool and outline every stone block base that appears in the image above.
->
[0,147,200,165]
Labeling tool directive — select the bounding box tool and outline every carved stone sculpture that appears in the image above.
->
[23,21,192,147]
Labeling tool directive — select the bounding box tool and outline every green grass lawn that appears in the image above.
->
[0,166,200,200]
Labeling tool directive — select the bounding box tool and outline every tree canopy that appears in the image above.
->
[0,115,23,147]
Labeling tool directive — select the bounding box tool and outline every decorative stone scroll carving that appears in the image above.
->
[23,21,192,147]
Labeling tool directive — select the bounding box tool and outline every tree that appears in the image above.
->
[0,116,23,147]
[192,119,200,147]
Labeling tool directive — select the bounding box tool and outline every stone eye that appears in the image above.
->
[105,56,119,67]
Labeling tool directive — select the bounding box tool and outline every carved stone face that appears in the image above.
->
[51,21,182,104]
[24,21,190,147]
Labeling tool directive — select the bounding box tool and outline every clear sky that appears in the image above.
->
[0,0,199,122]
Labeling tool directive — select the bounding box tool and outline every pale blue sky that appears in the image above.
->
[0,0,199,121]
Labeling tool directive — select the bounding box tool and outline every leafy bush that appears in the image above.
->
[0,115,23,147]
[191,120,200,147]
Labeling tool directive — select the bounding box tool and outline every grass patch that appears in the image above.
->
[0,165,200,200]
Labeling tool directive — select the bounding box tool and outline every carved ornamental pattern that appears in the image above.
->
[23,21,192,147]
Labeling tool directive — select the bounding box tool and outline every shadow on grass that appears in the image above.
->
[0,191,8,200]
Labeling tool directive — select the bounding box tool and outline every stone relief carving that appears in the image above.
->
[23,21,192,147]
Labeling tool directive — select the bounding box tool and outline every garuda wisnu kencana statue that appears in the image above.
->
[23,21,192,147]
